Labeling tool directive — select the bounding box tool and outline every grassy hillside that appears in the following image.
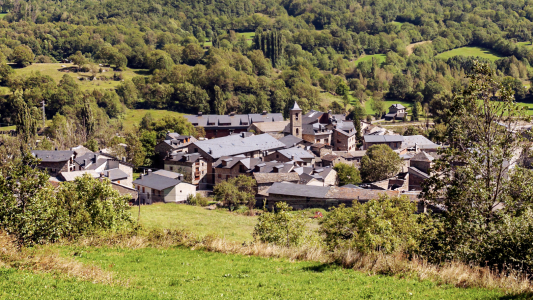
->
[6,63,147,93]
[134,203,257,242]
[435,47,502,61]
[0,246,507,299]
[120,109,185,131]
[354,54,387,66]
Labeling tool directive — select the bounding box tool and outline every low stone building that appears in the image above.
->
[163,152,207,185]
[264,182,422,210]
[253,172,300,196]
[133,170,196,204]
[31,150,76,176]
[294,166,337,186]
[154,133,196,158]
[384,104,407,121]
[363,135,404,150]
[263,147,316,167]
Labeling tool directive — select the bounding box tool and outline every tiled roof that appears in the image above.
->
[410,151,434,162]
[153,169,183,179]
[32,150,74,162]
[278,135,304,148]
[364,135,404,143]
[267,182,330,198]
[133,174,181,190]
[193,134,285,159]
[250,121,289,133]
[253,172,300,184]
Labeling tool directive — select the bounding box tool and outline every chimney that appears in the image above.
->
[198,112,203,116]
[94,153,97,162]
[140,174,144,180]
[100,172,105,178]
[291,154,296,161]
[84,159,87,166]
[229,112,235,116]
[262,111,267,115]
[122,157,126,162]
[147,169,152,176]
[55,147,58,151]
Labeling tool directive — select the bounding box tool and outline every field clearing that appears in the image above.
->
[364,99,413,115]
[354,54,387,66]
[407,41,432,56]
[7,63,147,93]
[517,102,533,115]
[517,41,533,48]
[120,109,184,131]
[435,47,502,61]
[0,246,506,299]
[0,13,6,19]
[134,203,258,242]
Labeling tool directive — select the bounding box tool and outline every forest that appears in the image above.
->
[0,0,533,162]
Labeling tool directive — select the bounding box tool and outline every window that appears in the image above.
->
[295,113,299,120]
[218,174,221,178]
[296,128,299,135]
[276,154,279,158]
[180,190,182,193]
[117,180,120,184]
[194,148,198,153]
[169,166,173,171]
[142,187,145,193]
[137,185,139,190]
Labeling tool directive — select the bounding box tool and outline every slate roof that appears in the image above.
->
[253,172,300,184]
[153,169,183,179]
[193,134,285,159]
[74,152,97,167]
[402,135,439,149]
[133,174,181,190]
[326,186,400,200]
[267,182,330,198]
[390,104,406,110]
[278,135,304,148]
[60,170,100,181]
[165,152,203,163]
[291,101,301,111]
[277,147,315,160]
[364,135,404,143]
[250,121,289,133]
[32,150,74,162]
[410,151,434,162]
[71,145,92,156]
[105,169,129,181]
[184,113,283,128]
[408,166,430,179]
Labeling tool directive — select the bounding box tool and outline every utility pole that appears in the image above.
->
[41,100,46,130]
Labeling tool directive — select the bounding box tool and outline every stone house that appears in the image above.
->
[154,133,196,158]
[363,135,404,150]
[73,151,134,187]
[408,151,435,190]
[188,133,286,186]
[253,172,300,196]
[163,152,207,185]
[248,120,289,138]
[133,170,196,204]
[384,104,407,121]
[31,150,76,176]
[263,147,316,167]
[213,156,261,185]
[294,166,337,186]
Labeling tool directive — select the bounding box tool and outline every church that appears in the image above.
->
[283,102,358,151]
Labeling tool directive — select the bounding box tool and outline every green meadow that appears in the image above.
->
[0,246,508,299]
[435,46,502,61]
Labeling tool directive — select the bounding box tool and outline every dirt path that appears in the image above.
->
[407,41,432,56]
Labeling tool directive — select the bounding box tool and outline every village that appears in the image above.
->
[28,101,454,213]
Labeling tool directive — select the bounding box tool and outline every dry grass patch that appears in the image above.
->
[0,230,115,284]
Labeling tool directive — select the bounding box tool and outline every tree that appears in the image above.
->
[336,81,349,96]
[334,162,361,186]
[125,132,146,167]
[370,98,385,118]
[388,74,411,100]
[68,51,88,70]
[411,100,422,121]
[350,104,365,142]
[13,93,37,143]
[213,85,226,115]
[320,195,431,253]
[80,98,96,137]
[253,202,308,247]
[10,45,34,67]
[422,62,533,266]
[360,144,402,182]
[146,50,175,71]
[213,175,256,210]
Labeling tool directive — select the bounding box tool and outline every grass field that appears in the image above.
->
[134,203,257,242]
[354,54,387,66]
[120,109,184,131]
[517,41,533,48]
[6,63,147,93]
[435,46,502,61]
[0,246,508,299]
[0,13,6,19]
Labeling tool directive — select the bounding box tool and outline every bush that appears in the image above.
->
[187,193,209,207]
[0,153,132,245]
[253,202,308,247]
[320,195,435,254]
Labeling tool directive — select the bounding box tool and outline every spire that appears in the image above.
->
[291,101,301,111]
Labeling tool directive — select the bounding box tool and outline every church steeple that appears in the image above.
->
[290,101,302,138]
